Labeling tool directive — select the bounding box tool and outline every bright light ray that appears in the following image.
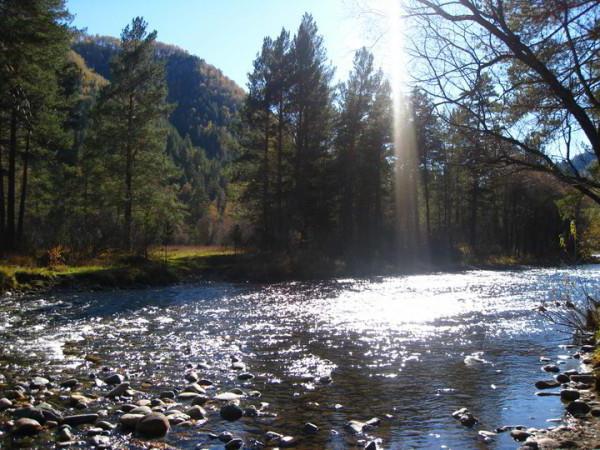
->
[385,0,426,261]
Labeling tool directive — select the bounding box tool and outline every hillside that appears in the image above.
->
[72,34,245,160]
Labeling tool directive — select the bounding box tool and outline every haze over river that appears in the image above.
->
[1,266,600,449]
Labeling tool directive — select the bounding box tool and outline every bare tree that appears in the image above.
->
[406,0,600,204]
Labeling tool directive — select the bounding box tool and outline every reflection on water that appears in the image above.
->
[1,266,600,449]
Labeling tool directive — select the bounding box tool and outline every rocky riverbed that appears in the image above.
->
[2,267,600,448]
[447,336,600,449]
[0,354,386,449]
[519,340,600,449]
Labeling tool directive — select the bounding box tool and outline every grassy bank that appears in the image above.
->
[0,245,581,295]
[0,246,244,294]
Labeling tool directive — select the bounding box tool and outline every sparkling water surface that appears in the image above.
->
[1,265,600,449]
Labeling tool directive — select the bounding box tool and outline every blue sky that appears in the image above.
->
[66,0,388,89]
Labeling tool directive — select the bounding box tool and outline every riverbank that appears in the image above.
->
[0,246,242,294]
[0,246,578,296]
[520,335,600,449]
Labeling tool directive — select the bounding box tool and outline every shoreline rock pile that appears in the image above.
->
[0,354,386,449]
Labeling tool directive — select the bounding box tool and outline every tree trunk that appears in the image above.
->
[294,108,304,240]
[124,94,134,251]
[7,107,17,251]
[16,130,30,244]
[469,172,479,250]
[443,145,451,247]
[423,164,431,239]
[0,118,5,252]
[374,154,382,254]
[277,94,284,246]
[262,108,270,246]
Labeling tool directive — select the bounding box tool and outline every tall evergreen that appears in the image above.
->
[289,14,334,246]
[0,0,71,251]
[92,17,181,251]
[270,29,293,246]
[244,36,274,246]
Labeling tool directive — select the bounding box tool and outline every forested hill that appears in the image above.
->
[72,35,245,160]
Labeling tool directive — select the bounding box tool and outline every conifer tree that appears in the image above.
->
[92,17,181,251]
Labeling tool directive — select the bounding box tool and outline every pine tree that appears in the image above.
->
[269,29,292,246]
[0,0,71,251]
[92,17,181,251]
[244,36,274,245]
[289,14,334,245]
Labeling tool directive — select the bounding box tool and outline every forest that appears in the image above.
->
[0,0,599,273]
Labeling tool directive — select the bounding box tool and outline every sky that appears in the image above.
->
[66,0,393,89]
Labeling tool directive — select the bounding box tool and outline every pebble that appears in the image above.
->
[13,406,46,423]
[89,435,110,447]
[266,431,284,441]
[225,438,244,449]
[0,398,12,410]
[542,365,560,373]
[570,374,595,384]
[451,407,478,427]
[218,431,233,442]
[149,398,163,407]
[159,390,176,399]
[365,441,380,450]
[105,382,130,398]
[103,373,124,385]
[535,380,560,389]
[183,383,206,394]
[57,426,74,442]
[510,429,531,441]
[346,420,366,434]
[566,400,590,416]
[560,389,580,401]
[96,421,116,430]
[278,436,297,447]
[536,392,560,397]
[31,376,50,388]
[120,413,144,429]
[129,406,152,415]
[215,392,243,401]
[62,414,99,426]
[478,430,497,441]
[12,418,43,436]
[60,378,79,389]
[177,392,201,401]
[555,373,570,383]
[191,394,209,406]
[135,413,170,438]
[185,405,206,419]
[304,422,319,433]
[238,372,255,380]
[243,405,259,417]
[220,403,243,421]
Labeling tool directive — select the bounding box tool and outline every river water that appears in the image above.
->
[1,266,600,449]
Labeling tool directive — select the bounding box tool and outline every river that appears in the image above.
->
[1,266,600,449]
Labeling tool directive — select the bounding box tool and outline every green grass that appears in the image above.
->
[0,246,243,294]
